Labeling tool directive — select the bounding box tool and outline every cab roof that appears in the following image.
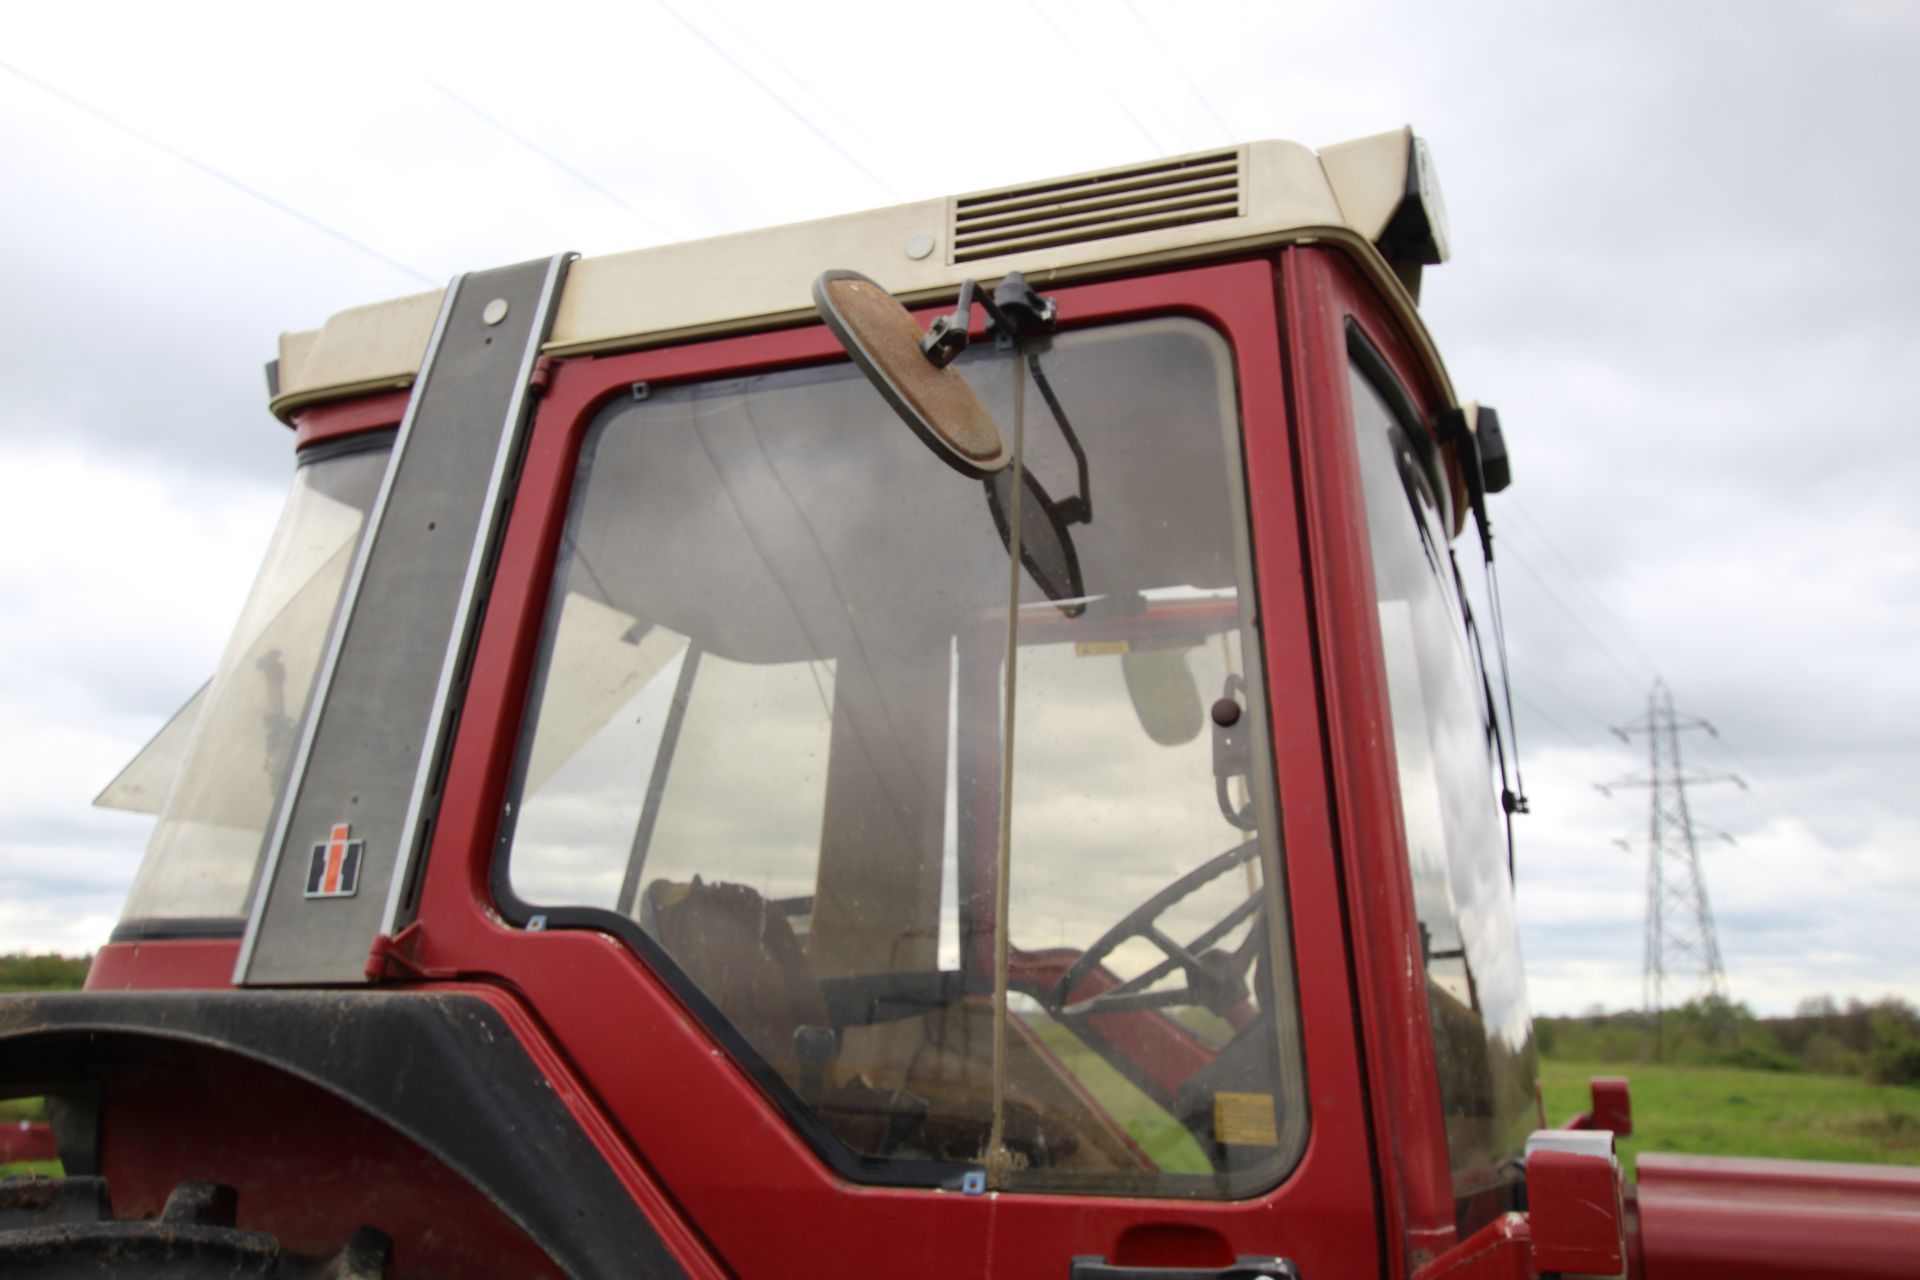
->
[270,127,1452,423]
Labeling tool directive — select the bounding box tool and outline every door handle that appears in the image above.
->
[1069,1258,1300,1280]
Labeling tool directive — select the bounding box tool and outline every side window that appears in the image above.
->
[1346,354,1538,1199]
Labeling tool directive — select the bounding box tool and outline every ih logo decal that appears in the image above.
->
[304,823,364,899]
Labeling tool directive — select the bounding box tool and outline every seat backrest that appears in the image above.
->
[642,877,831,1079]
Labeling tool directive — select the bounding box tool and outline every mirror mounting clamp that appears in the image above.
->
[921,271,1057,369]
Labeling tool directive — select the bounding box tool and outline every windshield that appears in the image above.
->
[503,317,1304,1196]
[119,440,390,930]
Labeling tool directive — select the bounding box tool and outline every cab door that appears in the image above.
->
[1279,244,1542,1257]
[416,259,1390,1279]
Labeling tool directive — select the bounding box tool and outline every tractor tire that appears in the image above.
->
[0,1175,391,1278]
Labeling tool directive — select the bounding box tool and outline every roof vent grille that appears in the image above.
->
[952,150,1242,264]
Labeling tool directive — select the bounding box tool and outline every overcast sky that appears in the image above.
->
[3,0,1915,1015]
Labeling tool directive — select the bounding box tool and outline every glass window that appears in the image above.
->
[1347,359,1538,1198]
[121,441,390,925]
[503,317,1305,1196]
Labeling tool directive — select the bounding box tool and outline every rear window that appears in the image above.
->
[119,441,389,931]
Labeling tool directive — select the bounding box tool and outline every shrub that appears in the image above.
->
[1868,1041,1920,1088]
[1715,1043,1801,1073]
[1800,1032,1865,1077]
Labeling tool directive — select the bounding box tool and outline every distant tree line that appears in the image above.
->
[0,953,90,991]
[1536,995,1920,1087]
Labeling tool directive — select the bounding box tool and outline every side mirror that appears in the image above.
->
[985,464,1086,618]
[811,269,1010,478]
[815,268,1090,616]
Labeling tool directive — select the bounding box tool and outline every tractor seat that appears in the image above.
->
[640,877,834,1090]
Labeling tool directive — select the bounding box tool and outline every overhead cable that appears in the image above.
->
[1497,506,1827,852]
[0,59,436,287]
[1498,501,1818,839]
[652,0,901,201]
[1026,0,1174,156]
[427,81,683,242]
[1120,0,1237,143]
[1505,496,1665,679]
[1511,688,1590,752]
[1497,533,1650,698]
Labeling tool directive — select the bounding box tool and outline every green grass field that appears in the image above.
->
[1540,1057,1920,1178]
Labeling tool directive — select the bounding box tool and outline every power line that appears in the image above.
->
[1497,532,1650,697]
[1497,501,1823,845]
[1119,0,1237,143]
[1685,721,1836,848]
[1504,495,1665,679]
[0,59,436,288]
[652,0,900,201]
[427,81,683,242]
[1512,687,1588,751]
[688,5,897,183]
[1509,660,1620,746]
[1027,0,1174,157]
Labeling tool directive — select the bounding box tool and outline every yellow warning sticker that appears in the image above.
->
[1213,1091,1279,1146]
[1074,640,1130,657]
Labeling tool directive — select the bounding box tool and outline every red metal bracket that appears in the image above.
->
[1410,1214,1533,1280]
[0,1119,58,1165]
[1528,1149,1627,1277]
[364,923,458,983]
[1563,1076,1633,1138]
[528,354,555,398]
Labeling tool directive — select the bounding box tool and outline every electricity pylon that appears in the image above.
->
[1597,680,1744,1054]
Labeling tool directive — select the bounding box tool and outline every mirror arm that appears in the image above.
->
[1024,352,1091,525]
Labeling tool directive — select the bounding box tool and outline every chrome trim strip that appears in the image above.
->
[378,251,574,939]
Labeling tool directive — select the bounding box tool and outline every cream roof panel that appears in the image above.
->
[547,141,1343,355]
[275,289,444,418]
[271,133,1444,421]
[1319,127,1415,243]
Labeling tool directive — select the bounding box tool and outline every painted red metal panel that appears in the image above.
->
[1526,1150,1624,1276]
[1410,1214,1535,1280]
[1635,1152,1920,1280]
[412,259,1391,1279]
[290,389,410,450]
[93,1035,564,1276]
[85,939,239,990]
[1564,1075,1634,1137]
[0,1120,57,1164]
[1276,247,1459,1271]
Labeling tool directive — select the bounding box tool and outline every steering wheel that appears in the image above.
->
[1044,839,1266,1022]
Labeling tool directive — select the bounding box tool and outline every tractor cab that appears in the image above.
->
[21,131,1560,1278]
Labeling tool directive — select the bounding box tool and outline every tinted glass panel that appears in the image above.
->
[1348,363,1538,1196]
[505,318,1305,1196]
[122,444,389,923]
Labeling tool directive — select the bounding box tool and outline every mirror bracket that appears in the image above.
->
[992,271,1058,337]
[921,271,1057,369]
